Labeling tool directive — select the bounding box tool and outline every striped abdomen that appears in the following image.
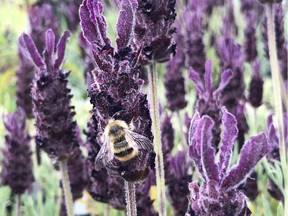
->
[113,136,137,162]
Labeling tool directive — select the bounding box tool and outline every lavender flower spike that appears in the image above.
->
[187,107,271,215]
[0,109,34,194]
[19,29,78,161]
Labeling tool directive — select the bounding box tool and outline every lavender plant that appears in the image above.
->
[19,29,79,216]
[79,0,155,215]
[0,109,34,215]
[186,107,272,216]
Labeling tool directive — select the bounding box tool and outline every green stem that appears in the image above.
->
[148,63,166,216]
[104,204,110,216]
[265,3,288,214]
[16,194,21,216]
[124,181,137,216]
[59,159,74,216]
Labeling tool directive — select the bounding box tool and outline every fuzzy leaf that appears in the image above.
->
[188,112,202,173]
[221,132,271,189]
[54,31,70,69]
[19,33,45,69]
[79,0,110,49]
[45,29,55,61]
[199,116,219,181]
[116,0,135,50]
[218,107,238,176]
[189,67,204,94]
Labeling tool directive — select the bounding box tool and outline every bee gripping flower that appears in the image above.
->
[187,107,272,215]
[0,109,34,194]
[19,29,80,160]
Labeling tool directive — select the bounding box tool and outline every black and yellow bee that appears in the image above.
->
[94,119,154,182]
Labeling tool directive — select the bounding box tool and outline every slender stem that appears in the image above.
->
[148,63,166,216]
[266,3,288,214]
[59,159,74,216]
[124,181,137,216]
[254,108,258,134]
[176,111,186,146]
[16,194,21,216]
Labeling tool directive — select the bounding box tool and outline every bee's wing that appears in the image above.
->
[94,138,114,171]
[125,130,153,150]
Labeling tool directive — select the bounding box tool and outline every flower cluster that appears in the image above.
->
[132,0,177,64]
[0,109,34,194]
[186,107,271,215]
[19,29,79,160]
[79,0,154,182]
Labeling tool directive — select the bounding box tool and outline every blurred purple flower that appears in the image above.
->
[0,109,34,194]
[167,151,192,216]
[244,12,258,62]
[164,21,187,112]
[16,48,35,118]
[28,1,60,53]
[59,0,83,32]
[132,0,177,64]
[186,107,271,215]
[189,60,233,148]
[248,60,264,108]
[19,29,80,160]
[184,0,206,78]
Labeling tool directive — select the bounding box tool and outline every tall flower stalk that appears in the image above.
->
[264,2,288,213]
[133,1,177,214]
[19,29,79,216]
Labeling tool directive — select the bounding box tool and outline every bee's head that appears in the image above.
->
[109,124,122,135]
[105,119,129,138]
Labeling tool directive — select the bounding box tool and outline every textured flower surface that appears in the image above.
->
[132,0,177,64]
[19,29,79,160]
[186,107,271,216]
[0,109,34,194]
[248,60,263,108]
[79,0,155,182]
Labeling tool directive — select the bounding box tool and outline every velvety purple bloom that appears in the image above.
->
[16,48,35,118]
[189,60,233,148]
[28,1,60,53]
[186,107,271,216]
[167,151,192,216]
[184,0,206,77]
[19,29,80,160]
[132,0,177,64]
[0,109,34,194]
[248,60,264,108]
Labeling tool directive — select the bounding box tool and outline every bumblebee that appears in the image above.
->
[94,119,154,179]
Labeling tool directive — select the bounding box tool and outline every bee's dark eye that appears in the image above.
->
[109,125,122,135]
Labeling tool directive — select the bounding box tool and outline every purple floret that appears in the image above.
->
[187,107,272,215]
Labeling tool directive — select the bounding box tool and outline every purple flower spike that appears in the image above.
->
[116,0,136,51]
[80,0,111,50]
[221,132,271,189]
[187,108,271,215]
[16,48,35,118]
[19,29,80,160]
[0,109,34,194]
